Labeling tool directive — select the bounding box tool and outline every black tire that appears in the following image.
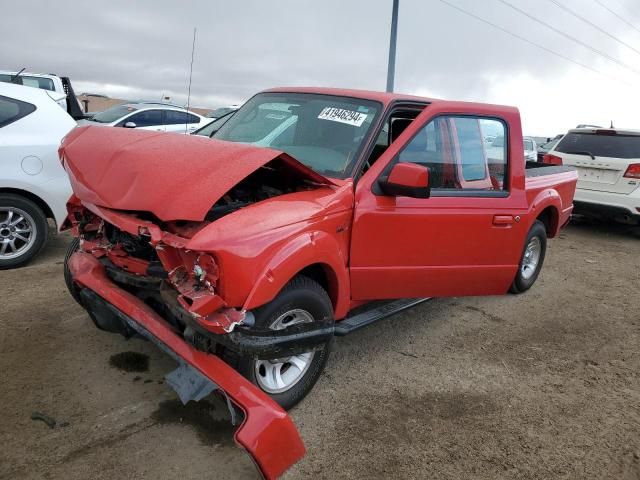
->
[510,220,547,294]
[64,237,82,304]
[0,194,48,270]
[225,275,333,410]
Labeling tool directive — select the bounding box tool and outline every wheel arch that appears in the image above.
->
[242,231,350,319]
[297,263,340,311]
[528,189,562,238]
[536,205,559,238]
[0,187,55,224]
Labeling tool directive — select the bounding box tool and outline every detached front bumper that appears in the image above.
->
[68,251,305,479]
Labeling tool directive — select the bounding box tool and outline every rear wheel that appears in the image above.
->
[510,220,547,294]
[0,194,48,270]
[226,275,333,410]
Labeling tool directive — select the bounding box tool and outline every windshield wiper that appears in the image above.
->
[564,150,595,159]
[10,67,25,83]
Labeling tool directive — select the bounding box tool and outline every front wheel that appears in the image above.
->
[510,220,547,294]
[226,275,333,410]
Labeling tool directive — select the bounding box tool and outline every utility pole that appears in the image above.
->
[386,0,399,92]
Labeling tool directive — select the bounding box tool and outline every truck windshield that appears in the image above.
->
[213,92,381,178]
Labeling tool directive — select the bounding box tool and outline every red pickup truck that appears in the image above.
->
[60,88,577,478]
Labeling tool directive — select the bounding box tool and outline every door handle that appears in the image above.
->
[493,215,514,226]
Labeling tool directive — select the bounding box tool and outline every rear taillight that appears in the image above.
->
[543,154,563,165]
[623,163,640,179]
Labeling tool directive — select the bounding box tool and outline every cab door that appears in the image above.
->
[349,106,529,300]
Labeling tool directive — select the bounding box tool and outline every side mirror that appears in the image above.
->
[379,163,430,198]
[123,121,137,128]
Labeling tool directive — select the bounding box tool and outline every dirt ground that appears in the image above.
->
[1,218,639,480]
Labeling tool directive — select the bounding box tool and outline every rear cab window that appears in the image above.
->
[0,75,55,91]
[21,76,55,91]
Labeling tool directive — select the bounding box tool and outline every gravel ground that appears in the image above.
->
[1,218,638,480]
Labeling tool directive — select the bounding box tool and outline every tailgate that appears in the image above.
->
[68,251,305,479]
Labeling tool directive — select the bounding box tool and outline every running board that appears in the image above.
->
[334,298,431,336]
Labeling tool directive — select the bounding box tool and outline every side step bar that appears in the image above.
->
[334,298,431,336]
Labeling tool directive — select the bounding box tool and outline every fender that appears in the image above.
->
[527,188,562,237]
[242,230,351,319]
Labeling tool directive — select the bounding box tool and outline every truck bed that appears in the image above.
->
[525,161,575,178]
[523,162,578,237]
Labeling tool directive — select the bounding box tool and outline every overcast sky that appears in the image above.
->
[3,0,640,135]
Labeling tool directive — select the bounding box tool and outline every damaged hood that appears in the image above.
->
[60,126,334,221]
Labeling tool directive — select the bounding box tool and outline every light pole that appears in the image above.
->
[386,0,399,92]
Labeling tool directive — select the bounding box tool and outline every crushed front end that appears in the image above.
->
[65,201,306,479]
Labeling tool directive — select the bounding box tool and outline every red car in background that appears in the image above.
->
[60,87,578,478]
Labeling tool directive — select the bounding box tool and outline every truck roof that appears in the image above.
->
[263,86,432,105]
[0,81,66,104]
[262,86,519,114]
[0,70,60,79]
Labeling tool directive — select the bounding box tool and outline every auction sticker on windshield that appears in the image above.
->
[318,107,368,127]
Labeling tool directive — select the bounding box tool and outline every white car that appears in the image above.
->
[545,127,640,224]
[79,102,209,134]
[0,82,76,268]
[523,136,537,162]
[0,70,67,109]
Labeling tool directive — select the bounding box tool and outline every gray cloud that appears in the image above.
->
[2,0,640,131]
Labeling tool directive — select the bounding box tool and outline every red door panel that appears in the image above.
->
[350,194,528,300]
[349,105,529,301]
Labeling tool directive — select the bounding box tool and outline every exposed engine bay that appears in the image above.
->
[63,152,334,341]
[104,222,156,260]
[206,159,318,221]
